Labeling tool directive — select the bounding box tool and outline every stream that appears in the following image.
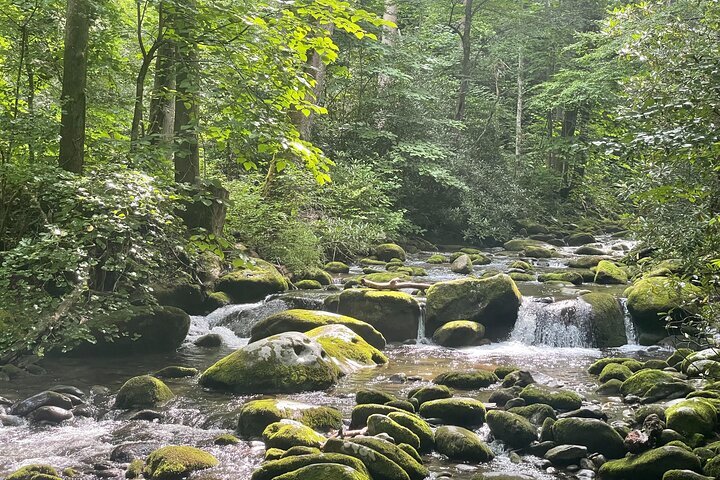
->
[0,236,668,480]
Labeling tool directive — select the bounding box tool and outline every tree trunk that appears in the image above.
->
[455,0,473,121]
[515,49,524,166]
[173,0,200,184]
[130,57,153,148]
[148,3,175,147]
[378,0,398,90]
[59,0,91,174]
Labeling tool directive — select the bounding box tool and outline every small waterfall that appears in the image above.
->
[620,298,639,345]
[417,301,427,342]
[510,297,595,348]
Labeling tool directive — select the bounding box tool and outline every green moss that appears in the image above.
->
[704,456,720,478]
[567,255,608,268]
[295,268,333,286]
[666,398,718,438]
[427,254,448,264]
[359,258,386,266]
[494,365,520,379]
[346,436,428,480]
[418,397,486,427]
[599,446,701,479]
[330,289,420,342]
[114,375,173,409]
[356,389,396,405]
[581,294,628,347]
[524,246,556,258]
[510,260,533,271]
[153,366,199,379]
[215,259,288,303]
[588,357,636,375]
[599,363,634,383]
[538,271,584,285]
[322,438,410,480]
[273,464,370,480]
[623,359,645,372]
[238,399,342,437]
[508,404,557,425]
[395,266,428,277]
[6,465,60,480]
[376,244,407,262]
[509,272,536,282]
[306,325,388,373]
[433,370,498,389]
[627,276,701,327]
[519,384,582,411]
[213,433,240,445]
[205,291,231,311]
[250,309,386,350]
[359,272,412,284]
[385,400,415,413]
[470,254,491,265]
[250,453,370,480]
[366,414,420,450]
[431,320,486,347]
[620,369,690,399]
[280,446,322,458]
[262,420,326,449]
[434,425,494,462]
[387,411,435,453]
[486,410,537,448]
[324,261,350,273]
[144,446,218,480]
[552,417,626,458]
[350,404,407,428]
[668,349,694,368]
[645,359,671,370]
[408,385,452,405]
[503,239,546,251]
[264,448,285,461]
[594,260,629,284]
[295,280,323,290]
[61,468,79,478]
[126,459,144,479]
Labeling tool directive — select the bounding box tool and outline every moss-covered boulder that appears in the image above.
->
[594,260,629,285]
[387,411,435,453]
[599,446,701,480]
[620,369,691,402]
[427,254,448,264]
[433,370,498,389]
[153,279,206,315]
[295,268,333,286]
[356,389,396,405]
[325,261,351,274]
[523,246,556,258]
[5,465,61,480]
[426,274,522,339]
[538,271,584,285]
[273,463,369,480]
[114,375,173,409]
[510,272,535,282]
[599,363,634,383]
[580,293,628,348]
[323,438,411,480]
[519,385,582,411]
[295,279,323,290]
[486,410,537,448]
[508,404,556,425]
[237,399,342,437]
[567,255,610,269]
[305,325,387,374]
[418,397,486,427]
[249,309,386,350]
[576,245,608,255]
[215,260,288,303]
[143,446,218,480]
[350,404,408,428]
[346,437,427,480]
[504,239,547,251]
[431,320,486,347]
[262,420,326,449]
[366,414,420,450]
[199,332,340,394]
[566,233,596,246]
[434,426,494,462]
[408,385,452,405]
[251,453,370,480]
[327,289,420,342]
[666,398,718,438]
[375,244,407,262]
[450,254,473,274]
[552,417,626,458]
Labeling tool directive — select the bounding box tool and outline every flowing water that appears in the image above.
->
[1,235,662,480]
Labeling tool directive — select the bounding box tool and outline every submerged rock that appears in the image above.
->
[143,446,218,480]
[199,332,340,394]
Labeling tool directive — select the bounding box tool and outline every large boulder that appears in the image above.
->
[599,446,702,480]
[262,420,326,449]
[273,464,369,480]
[237,399,342,437]
[579,293,628,347]
[114,375,173,409]
[418,397,486,427]
[486,410,537,448]
[665,398,717,438]
[387,411,435,453]
[594,260,628,285]
[519,385,582,411]
[552,417,626,458]
[250,309,386,350]
[215,259,288,303]
[199,332,340,393]
[431,320,486,347]
[144,446,218,480]
[375,244,407,262]
[434,426,494,462]
[305,325,387,374]
[620,370,691,402]
[326,289,420,342]
[366,414,421,450]
[503,239,548,251]
[153,279,206,315]
[425,274,522,339]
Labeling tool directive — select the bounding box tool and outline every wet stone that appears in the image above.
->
[10,391,74,416]
[28,406,73,424]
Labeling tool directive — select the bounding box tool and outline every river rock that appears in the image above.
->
[49,385,85,398]
[426,274,522,339]
[431,320,486,347]
[323,438,411,480]
[567,233,596,246]
[194,333,223,348]
[305,324,387,374]
[325,289,420,342]
[666,398,718,438]
[375,243,407,262]
[408,385,452,405]
[434,370,498,389]
[272,464,369,480]
[0,414,24,426]
[262,420,326,449]
[346,436,428,480]
[545,444,588,464]
[111,442,160,462]
[620,369,691,402]
[366,414,420,450]
[599,446,701,480]
[10,390,74,417]
[28,406,73,424]
[5,465,61,480]
[599,363,633,383]
[214,259,288,303]
[250,453,370,480]
[356,389,396,405]
[350,404,408,428]
[486,410,537,448]
[509,404,557,425]
[552,417,626,458]
[664,470,713,480]
[250,309,386,350]
[418,397,486,427]
[576,246,607,255]
[594,260,628,284]
[143,446,218,480]
[519,384,582,411]
[199,332,340,394]
[153,366,199,379]
[387,411,435,453]
[114,375,173,409]
[153,279,206,315]
[580,293,628,347]
[450,254,473,274]
[434,425,494,462]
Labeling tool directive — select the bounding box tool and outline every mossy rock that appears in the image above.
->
[249,309,386,350]
[366,414,420,450]
[588,357,637,375]
[426,274,522,340]
[199,332,340,394]
[486,410,537,448]
[509,272,536,282]
[360,258,387,266]
[114,375,173,409]
[664,469,713,480]
[350,404,408,429]
[434,370,498,389]
[519,384,582,411]
[470,254,492,265]
[306,324,387,374]
[126,459,144,479]
[620,369,691,401]
[325,261,350,274]
[494,366,519,379]
[386,400,415,413]
[6,465,61,480]
[523,246,556,258]
[153,366,199,379]
[356,389,396,405]
[152,279,206,315]
[538,271,584,285]
[666,398,718,438]
[567,233,596,246]
[327,289,420,342]
[646,359,671,370]
[323,438,410,480]
[347,436,428,480]
[668,349,694,368]
[434,425,494,462]
[552,417,626,458]
[265,448,285,461]
[376,244,407,262]
[357,272,412,284]
[395,266,428,277]
[427,254,448,264]
[238,399,342,437]
[599,446,701,480]
[295,268,333,286]
[704,456,720,478]
[213,433,240,446]
[431,321,486,347]
[143,446,218,480]
[450,254,474,274]
[295,280,323,290]
[387,411,435,453]
[576,246,608,255]
[262,420,326,449]
[215,259,288,303]
[594,260,629,284]
[281,446,322,457]
[599,363,634,383]
[508,404,556,425]
[567,255,609,269]
[626,276,701,336]
[204,291,231,311]
[273,463,369,480]
[580,294,628,348]
[510,260,533,271]
[251,453,370,480]
[503,239,547,251]
[418,397,486,427]
[408,385,452,405]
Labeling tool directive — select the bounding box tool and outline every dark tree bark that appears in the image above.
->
[455,0,473,121]
[148,4,175,146]
[59,0,91,174]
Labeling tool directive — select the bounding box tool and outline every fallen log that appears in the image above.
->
[360,277,433,291]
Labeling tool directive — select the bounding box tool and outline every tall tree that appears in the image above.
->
[147,3,175,149]
[58,0,91,173]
